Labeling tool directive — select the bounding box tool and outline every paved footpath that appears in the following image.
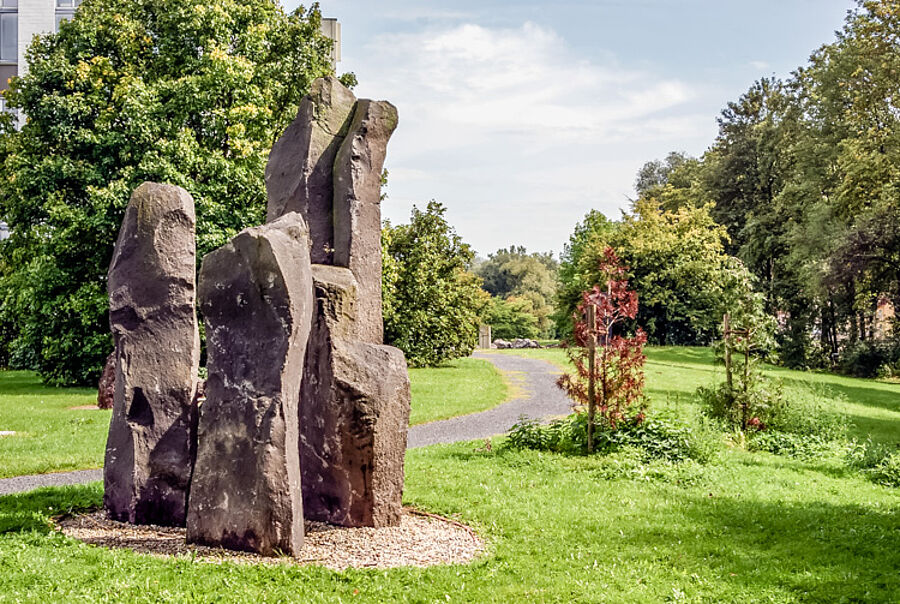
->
[0,352,571,496]
[407,352,571,448]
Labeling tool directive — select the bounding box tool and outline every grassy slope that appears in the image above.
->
[500,346,900,446]
[0,358,509,477]
[409,357,508,425]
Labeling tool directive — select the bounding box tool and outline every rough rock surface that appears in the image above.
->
[104,182,200,527]
[187,212,314,556]
[301,265,410,528]
[96,352,115,410]
[265,76,357,264]
[333,99,399,344]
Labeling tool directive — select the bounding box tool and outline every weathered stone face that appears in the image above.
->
[104,182,200,527]
[97,352,115,410]
[187,212,314,556]
[265,76,357,265]
[300,265,410,528]
[333,99,399,345]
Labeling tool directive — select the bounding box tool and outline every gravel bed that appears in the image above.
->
[56,509,484,571]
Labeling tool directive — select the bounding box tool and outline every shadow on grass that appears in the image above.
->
[0,484,102,533]
[654,489,900,601]
[0,371,94,397]
[776,375,900,415]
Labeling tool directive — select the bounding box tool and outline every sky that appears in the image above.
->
[285,0,855,257]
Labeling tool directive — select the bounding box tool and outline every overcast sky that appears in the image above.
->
[284,0,854,257]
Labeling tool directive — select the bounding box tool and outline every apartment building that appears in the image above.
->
[0,0,80,99]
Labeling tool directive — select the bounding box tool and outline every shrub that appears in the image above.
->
[838,339,900,378]
[505,413,720,464]
[846,439,900,487]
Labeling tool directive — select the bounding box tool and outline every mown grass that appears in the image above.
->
[1,348,898,601]
[0,371,106,479]
[408,357,508,425]
[500,346,900,446]
[0,443,897,602]
[0,358,509,477]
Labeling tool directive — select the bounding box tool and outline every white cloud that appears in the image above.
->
[345,21,715,253]
[749,60,771,71]
[358,22,698,145]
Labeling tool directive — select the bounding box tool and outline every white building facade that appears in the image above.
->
[1,0,80,99]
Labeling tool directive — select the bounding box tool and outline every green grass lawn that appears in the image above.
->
[1,347,898,601]
[409,357,508,425]
[0,358,509,477]
[0,442,897,602]
[0,371,107,479]
[500,346,900,446]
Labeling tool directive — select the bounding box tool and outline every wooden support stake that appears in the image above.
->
[723,313,733,392]
[586,304,596,454]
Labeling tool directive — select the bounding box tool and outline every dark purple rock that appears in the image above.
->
[187,212,314,556]
[104,182,200,527]
[333,99,398,344]
[265,76,357,264]
[300,265,410,528]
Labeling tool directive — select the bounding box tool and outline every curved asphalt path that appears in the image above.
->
[407,351,571,447]
[0,352,571,496]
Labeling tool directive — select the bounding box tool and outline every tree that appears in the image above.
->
[475,246,557,337]
[382,201,486,367]
[481,296,540,340]
[0,0,334,385]
[557,247,647,450]
[556,202,760,346]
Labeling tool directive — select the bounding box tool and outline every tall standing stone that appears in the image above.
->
[333,99,399,344]
[265,76,357,265]
[187,212,314,556]
[300,265,411,528]
[104,182,200,527]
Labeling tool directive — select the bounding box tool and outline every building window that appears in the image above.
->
[1,1,17,9]
[56,0,80,31]
[0,13,15,63]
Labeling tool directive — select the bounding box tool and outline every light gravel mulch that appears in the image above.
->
[55,509,484,571]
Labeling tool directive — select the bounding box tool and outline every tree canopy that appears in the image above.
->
[0,0,334,384]
[382,201,486,367]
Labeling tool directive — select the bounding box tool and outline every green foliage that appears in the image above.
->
[475,246,557,337]
[846,439,900,487]
[631,3,900,369]
[382,201,486,367]
[505,413,720,464]
[481,296,540,340]
[838,338,900,378]
[557,202,761,345]
[0,0,333,385]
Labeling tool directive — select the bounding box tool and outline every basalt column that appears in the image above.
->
[266,76,357,264]
[103,182,200,527]
[266,77,409,528]
[300,266,410,527]
[333,99,399,344]
[187,213,314,555]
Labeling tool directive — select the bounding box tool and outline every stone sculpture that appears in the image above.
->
[102,76,407,555]
[268,77,410,528]
[266,77,357,264]
[103,182,200,527]
[187,213,313,555]
[300,266,410,527]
